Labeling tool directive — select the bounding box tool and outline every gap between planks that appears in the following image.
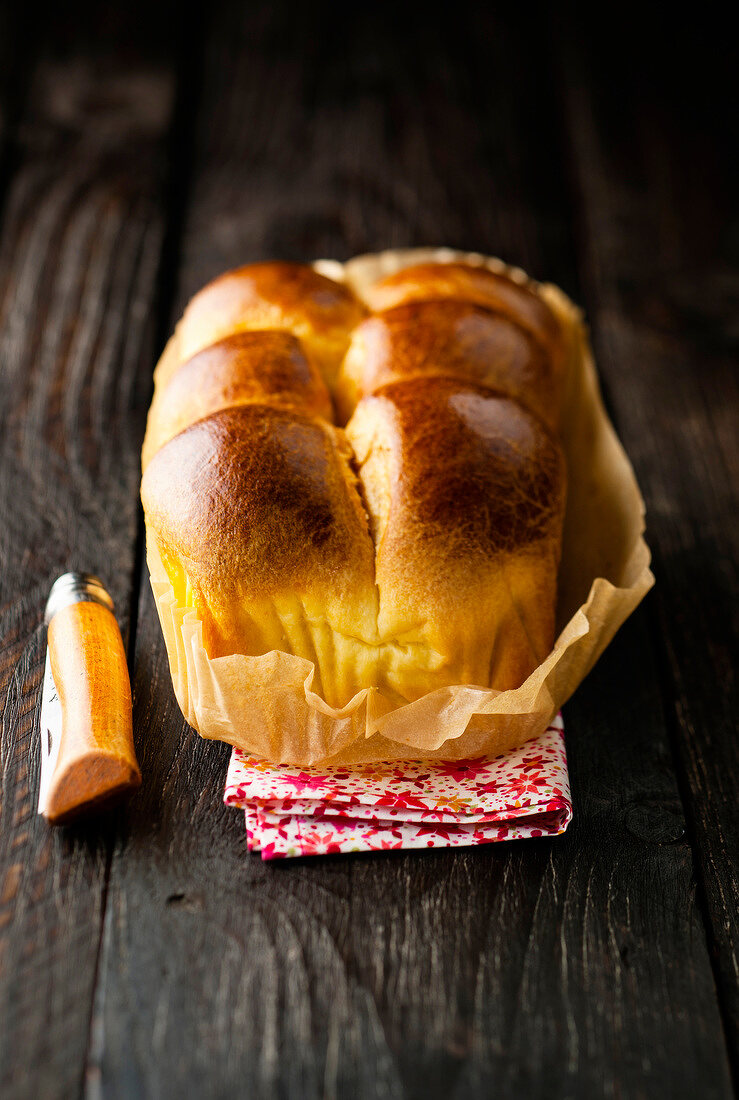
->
[80,7,211,1099]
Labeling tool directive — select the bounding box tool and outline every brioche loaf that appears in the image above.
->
[141,259,566,720]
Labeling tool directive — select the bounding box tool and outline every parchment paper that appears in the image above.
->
[144,248,654,764]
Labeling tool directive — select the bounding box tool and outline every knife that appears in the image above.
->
[38,573,141,824]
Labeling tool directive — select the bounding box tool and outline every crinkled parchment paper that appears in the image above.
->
[145,248,654,764]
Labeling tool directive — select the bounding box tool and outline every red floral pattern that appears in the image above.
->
[224,715,571,859]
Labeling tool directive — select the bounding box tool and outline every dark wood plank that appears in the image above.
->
[556,10,739,1068]
[0,5,29,203]
[0,4,178,1096]
[93,3,734,1098]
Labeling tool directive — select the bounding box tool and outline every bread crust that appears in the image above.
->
[362,261,565,372]
[173,261,367,386]
[346,378,565,697]
[142,259,567,710]
[142,330,332,466]
[336,299,561,428]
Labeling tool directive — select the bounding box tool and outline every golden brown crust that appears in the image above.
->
[142,256,568,709]
[336,299,561,429]
[175,262,366,386]
[141,405,379,692]
[348,376,565,572]
[346,377,566,695]
[142,331,332,466]
[362,261,565,370]
[142,404,372,600]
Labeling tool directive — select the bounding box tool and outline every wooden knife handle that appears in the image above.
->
[45,600,141,824]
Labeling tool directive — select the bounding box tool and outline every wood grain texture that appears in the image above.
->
[91,4,734,1098]
[0,3,176,1095]
[557,12,739,1068]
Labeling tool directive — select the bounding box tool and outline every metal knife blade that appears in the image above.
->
[38,648,63,816]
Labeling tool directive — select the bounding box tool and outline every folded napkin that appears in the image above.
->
[224,715,571,859]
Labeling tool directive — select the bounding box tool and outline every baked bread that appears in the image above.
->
[345,377,564,702]
[141,330,333,466]
[335,298,561,429]
[169,261,367,388]
[142,259,566,718]
[361,261,565,369]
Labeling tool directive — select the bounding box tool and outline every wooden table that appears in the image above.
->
[1,3,736,1097]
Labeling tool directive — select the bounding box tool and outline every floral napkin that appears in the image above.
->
[224,714,571,859]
